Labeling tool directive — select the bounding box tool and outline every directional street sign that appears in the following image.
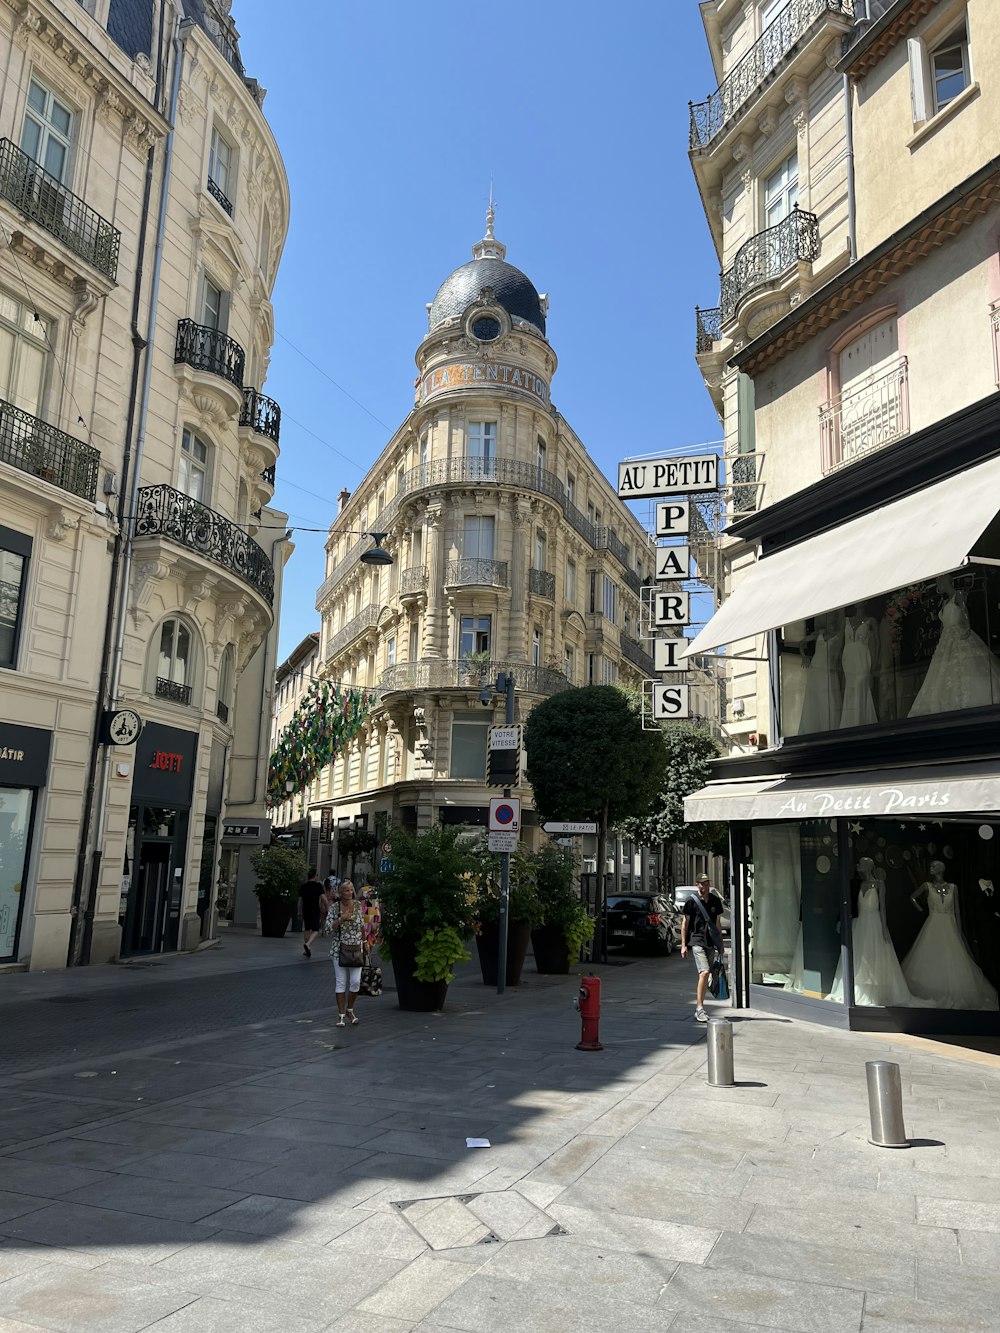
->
[542,821,598,836]
[488,796,521,832]
[488,830,517,853]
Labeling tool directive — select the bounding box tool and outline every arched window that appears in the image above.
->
[217,644,235,724]
[153,617,195,705]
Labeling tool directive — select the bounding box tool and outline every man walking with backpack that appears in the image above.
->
[680,873,726,1023]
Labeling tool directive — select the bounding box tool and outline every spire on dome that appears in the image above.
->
[471,183,506,261]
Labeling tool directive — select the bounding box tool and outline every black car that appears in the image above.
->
[604,892,680,955]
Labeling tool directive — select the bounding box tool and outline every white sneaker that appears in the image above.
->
[695,1008,708,1022]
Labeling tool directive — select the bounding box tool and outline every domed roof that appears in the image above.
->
[428,208,546,335]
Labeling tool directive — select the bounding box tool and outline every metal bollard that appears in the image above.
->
[865,1060,909,1148]
[706,1017,734,1087]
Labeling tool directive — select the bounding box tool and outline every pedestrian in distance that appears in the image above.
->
[298,866,324,959]
[320,874,339,921]
[680,873,726,1023]
[327,879,364,1026]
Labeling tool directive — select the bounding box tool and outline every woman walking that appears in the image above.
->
[328,880,364,1027]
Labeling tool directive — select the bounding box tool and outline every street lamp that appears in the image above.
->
[360,531,393,566]
[481,671,516,995]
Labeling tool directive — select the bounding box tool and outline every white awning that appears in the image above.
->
[685,455,1000,656]
[684,761,1000,823]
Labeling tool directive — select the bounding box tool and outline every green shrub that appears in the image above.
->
[249,845,307,903]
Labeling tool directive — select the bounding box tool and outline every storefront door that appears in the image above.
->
[128,842,170,956]
[0,722,52,962]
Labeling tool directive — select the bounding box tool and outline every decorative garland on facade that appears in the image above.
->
[267,680,375,806]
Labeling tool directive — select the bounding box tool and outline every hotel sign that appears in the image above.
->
[420,360,549,405]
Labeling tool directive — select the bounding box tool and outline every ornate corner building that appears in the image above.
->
[304,213,658,845]
[0,0,291,968]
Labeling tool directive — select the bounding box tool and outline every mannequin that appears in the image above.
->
[902,861,998,1009]
[751,824,801,980]
[909,574,1000,716]
[797,612,843,734]
[827,858,911,1006]
[839,605,878,728]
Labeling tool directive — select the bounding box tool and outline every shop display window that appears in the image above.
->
[778,567,1000,738]
[748,817,1000,1010]
[0,787,33,959]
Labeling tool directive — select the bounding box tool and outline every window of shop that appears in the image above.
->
[0,786,34,960]
[0,528,30,669]
[778,566,1000,738]
[450,710,489,780]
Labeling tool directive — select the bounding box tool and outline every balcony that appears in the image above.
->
[328,604,380,659]
[380,659,571,697]
[445,558,509,590]
[155,677,193,706]
[620,634,656,676]
[240,387,281,444]
[134,485,274,604]
[260,464,276,488]
[721,209,820,323]
[0,395,100,501]
[0,138,121,282]
[696,305,722,355]
[173,320,245,420]
[726,451,764,516]
[207,176,233,216]
[528,568,555,599]
[564,500,596,544]
[689,0,855,151]
[820,358,909,475]
[399,565,428,598]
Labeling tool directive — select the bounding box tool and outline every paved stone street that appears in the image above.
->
[1,932,999,1331]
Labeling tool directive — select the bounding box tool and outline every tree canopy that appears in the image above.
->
[523,686,667,825]
[617,720,726,855]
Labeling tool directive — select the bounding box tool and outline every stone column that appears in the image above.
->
[507,501,530,661]
[421,501,446,658]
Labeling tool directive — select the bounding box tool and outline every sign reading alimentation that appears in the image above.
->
[617,456,718,498]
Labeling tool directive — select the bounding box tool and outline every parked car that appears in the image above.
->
[604,892,680,955]
[673,884,730,935]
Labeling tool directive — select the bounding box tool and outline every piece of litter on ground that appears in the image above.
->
[466,1138,491,1149]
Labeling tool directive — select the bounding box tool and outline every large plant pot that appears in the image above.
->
[531,922,571,975]
[258,897,293,939]
[476,919,531,986]
[390,939,449,1012]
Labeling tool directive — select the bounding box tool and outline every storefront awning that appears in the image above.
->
[685,455,1000,656]
[684,761,1000,823]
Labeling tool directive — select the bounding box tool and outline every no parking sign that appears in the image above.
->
[488,796,521,832]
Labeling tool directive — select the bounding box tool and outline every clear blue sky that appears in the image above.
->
[235,1,723,661]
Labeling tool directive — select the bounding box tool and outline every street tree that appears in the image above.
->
[524,686,667,950]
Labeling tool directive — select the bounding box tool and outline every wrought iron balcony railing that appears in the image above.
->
[721,208,820,321]
[0,138,121,281]
[399,565,428,596]
[380,658,571,696]
[240,387,281,443]
[0,395,100,500]
[174,319,245,390]
[696,305,722,354]
[328,604,380,659]
[564,501,596,545]
[620,634,656,676]
[260,463,276,487]
[445,558,509,589]
[689,0,855,150]
[529,568,556,599]
[728,450,764,515]
[207,22,245,76]
[820,358,909,475]
[594,526,630,569]
[134,485,274,604]
[156,677,193,706]
[206,177,233,216]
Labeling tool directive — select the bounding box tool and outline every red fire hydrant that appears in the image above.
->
[574,974,603,1051]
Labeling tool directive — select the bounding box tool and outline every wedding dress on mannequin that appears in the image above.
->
[840,614,878,728]
[827,860,911,1006]
[902,863,999,1009]
[751,824,801,980]
[797,622,843,734]
[909,583,1000,716]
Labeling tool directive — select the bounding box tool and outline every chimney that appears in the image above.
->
[337,488,351,513]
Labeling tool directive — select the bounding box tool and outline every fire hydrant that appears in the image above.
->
[574,974,603,1051]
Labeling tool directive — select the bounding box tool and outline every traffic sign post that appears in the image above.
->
[488,830,517,853]
[489,797,521,831]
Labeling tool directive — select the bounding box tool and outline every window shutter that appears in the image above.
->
[908,38,928,122]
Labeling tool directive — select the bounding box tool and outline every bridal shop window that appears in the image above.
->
[778,566,1000,738]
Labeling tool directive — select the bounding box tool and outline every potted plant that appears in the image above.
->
[462,649,492,686]
[378,824,477,1011]
[472,842,543,986]
[531,842,594,974]
[249,844,307,938]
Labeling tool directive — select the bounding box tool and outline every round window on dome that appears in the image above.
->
[471,316,501,342]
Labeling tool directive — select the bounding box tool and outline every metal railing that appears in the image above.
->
[0,395,100,500]
[329,603,380,658]
[134,485,274,604]
[207,177,233,216]
[595,526,630,568]
[174,319,245,390]
[620,633,656,676]
[689,0,855,150]
[260,463,276,487]
[155,677,193,705]
[207,22,244,76]
[380,658,571,696]
[727,451,763,515]
[445,557,509,589]
[696,305,722,354]
[721,208,820,321]
[240,387,281,443]
[564,500,596,545]
[399,565,428,596]
[820,358,910,474]
[0,137,121,281]
[529,568,556,598]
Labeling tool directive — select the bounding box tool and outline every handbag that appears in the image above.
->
[708,956,729,999]
[359,949,383,997]
[338,941,363,968]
